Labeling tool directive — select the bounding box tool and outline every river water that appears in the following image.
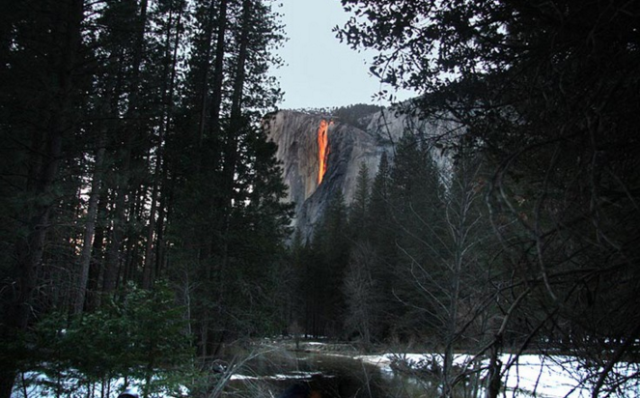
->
[223,348,437,398]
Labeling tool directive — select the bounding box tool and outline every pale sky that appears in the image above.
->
[271,0,415,110]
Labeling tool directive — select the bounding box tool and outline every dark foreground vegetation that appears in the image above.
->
[0,0,290,396]
[1,0,639,397]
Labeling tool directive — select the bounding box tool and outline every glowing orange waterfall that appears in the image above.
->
[317,119,332,184]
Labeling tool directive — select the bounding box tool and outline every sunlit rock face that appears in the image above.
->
[265,108,452,241]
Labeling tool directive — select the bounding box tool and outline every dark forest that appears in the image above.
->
[1,0,639,397]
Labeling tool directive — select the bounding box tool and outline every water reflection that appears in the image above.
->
[225,350,436,398]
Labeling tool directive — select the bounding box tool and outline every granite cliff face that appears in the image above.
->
[265,108,452,240]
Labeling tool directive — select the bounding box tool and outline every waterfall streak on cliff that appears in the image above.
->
[317,120,332,184]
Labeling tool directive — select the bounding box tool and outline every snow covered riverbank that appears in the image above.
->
[12,340,640,398]
[356,351,640,397]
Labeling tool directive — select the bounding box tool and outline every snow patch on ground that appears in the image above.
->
[11,374,187,398]
[356,351,640,398]
[12,342,640,398]
[230,371,327,381]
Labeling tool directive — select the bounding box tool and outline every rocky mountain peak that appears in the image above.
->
[264,106,452,241]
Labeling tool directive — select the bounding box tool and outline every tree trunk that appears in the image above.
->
[196,0,218,144]
[207,0,252,358]
[209,0,228,136]
[142,162,160,289]
[104,0,148,295]
[486,338,503,398]
[103,156,130,293]
[86,195,108,311]
[219,0,251,231]
[142,5,182,288]
[74,133,107,314]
